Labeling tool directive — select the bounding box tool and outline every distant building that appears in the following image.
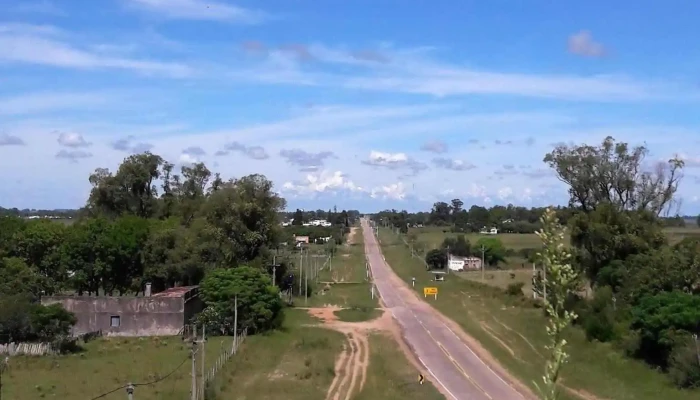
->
[294,235,310,244]
[447,254,482,271]
[41,285,203,337]
[302,219,332,227]
[479,227,498,235]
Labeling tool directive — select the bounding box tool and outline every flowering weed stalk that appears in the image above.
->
[535,208,579,400]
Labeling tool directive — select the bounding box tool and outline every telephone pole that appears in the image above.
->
[272,255,276,287]
[233,295,239,355]
[199,326,206,399]
[480,245,486,282]
[191,326,198,400]
[304,254,309,305]
[0,356,8,400]
[299,247,303,296]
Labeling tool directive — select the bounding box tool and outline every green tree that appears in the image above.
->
[544,136,683,215]
[474,237,506,266]
[0,257,46,298]
[292,209,304,225]
[87,152,164,218]
[630,291,700,368]
[425,249,447,270]
[12,220,67,294]
[200,174,286,265]
[199,267,283,334]
[441,235,471,257]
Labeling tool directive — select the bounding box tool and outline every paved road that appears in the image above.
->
[361,218,527,400]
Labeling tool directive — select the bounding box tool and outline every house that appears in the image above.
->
[294,235,310,244]
[302,219,332,227]
[479,227,498,235]
[40,285,203,337]
[447,254,482,272]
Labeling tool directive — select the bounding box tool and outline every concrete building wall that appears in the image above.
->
[41,296,193,337]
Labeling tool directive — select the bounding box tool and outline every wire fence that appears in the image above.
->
[203,329,247,386]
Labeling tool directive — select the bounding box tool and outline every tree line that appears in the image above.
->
[377,136,700,389]
[0,152,320,348]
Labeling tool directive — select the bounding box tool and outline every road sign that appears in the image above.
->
[423,287,438,299]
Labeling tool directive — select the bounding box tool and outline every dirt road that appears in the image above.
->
[361,218,533,400]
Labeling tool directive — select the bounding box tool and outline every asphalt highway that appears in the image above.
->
[361,218,527,400]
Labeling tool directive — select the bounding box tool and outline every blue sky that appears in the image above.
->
[2,0,700,213]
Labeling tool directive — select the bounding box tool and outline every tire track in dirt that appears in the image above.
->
[305,307,381,400]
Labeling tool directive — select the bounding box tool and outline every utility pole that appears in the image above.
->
[233,295,238,355]
[693,333,699,366]
[543,263,547,304]
[199,326,206,399]
[305,255,309,305]
[191,326,198,400]
[299,248,303,296]
[272,255,276,287]
[0,356,8,400]
[480,245,486,282]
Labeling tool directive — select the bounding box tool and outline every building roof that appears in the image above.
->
[151,286,199,298]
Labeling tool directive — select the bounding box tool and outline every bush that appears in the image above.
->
[199,266,284,334]
[505,282,525,296]
[668,336,700,389]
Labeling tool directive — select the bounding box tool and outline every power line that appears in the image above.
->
[89,354,191,400]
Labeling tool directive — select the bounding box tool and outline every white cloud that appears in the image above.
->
[124,0,267,23]
[370,182,406,200]
[0,92,111,116]
[362,150,428,175]
[57,132,91,148]
[0,23,192,77]
[282,170,363,196]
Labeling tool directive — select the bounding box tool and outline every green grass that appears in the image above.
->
[206,309,344,400]
[4,335,230,400]
[355,334,445,400]
[301,226,379,309]
[411,225,700,252]
[333,307,383,322]
[379,228,700,400]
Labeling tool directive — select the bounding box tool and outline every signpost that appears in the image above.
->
[423,287,438,300]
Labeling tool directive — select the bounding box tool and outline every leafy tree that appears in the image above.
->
[569,203,666,288]
[87,152,165,218]
[630,291,700,367]
[12,219,68,294]
[425,249,447,270]
[199,267,283,334]
[292,209,304,225]
[0,257,46,298]
[474,237,506,266]
[441,235,470,257]
[544,136,683,215]
[199,174,286,265]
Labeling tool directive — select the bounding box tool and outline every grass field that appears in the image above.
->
[407,225,700,270]
[411,225,700,249]
[4,335,231,400]
[379,228,700,400]
[302,226,378,309]
[207,309,443,400]
[206,309,344,400]
[333,307,383,322]
[355,334,445,400]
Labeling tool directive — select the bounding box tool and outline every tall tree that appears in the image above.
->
[544,136,684,216]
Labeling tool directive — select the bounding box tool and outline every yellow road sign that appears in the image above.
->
[423,287,438,299]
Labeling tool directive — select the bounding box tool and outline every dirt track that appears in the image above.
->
[305,307,414,400]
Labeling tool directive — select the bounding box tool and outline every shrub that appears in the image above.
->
[668,336,700,389]
[505,282,525,296]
